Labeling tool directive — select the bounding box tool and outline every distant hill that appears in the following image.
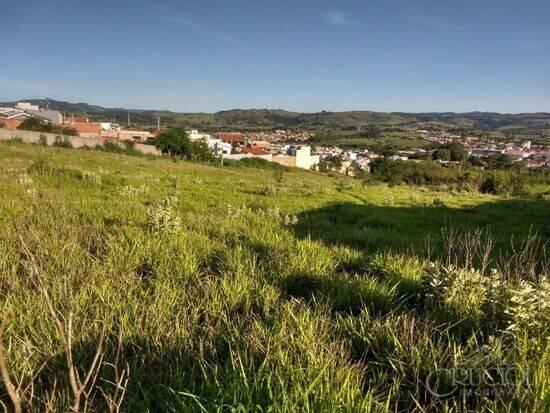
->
[2,99,549,133]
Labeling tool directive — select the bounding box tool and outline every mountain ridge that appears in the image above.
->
[2,99,549,132]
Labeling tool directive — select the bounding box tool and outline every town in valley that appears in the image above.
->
[1,100,549,174]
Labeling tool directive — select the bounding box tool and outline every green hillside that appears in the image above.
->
[3,100,549,136]
[0,141,549,411]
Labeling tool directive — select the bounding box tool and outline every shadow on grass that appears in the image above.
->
[281,272,395,315]
[25,338,234,412]
[292,198,549,257]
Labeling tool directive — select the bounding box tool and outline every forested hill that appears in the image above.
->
[2,98,549,132]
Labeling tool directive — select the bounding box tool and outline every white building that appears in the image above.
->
[99,122,121,131]
[188,129,211,141]
[278,145,320,169]
[295,146,319,169]
[344,151,357,161]
[16,102,40,111]
[504,150,530,160]
[0,107,16,114]
[208,138,232,155]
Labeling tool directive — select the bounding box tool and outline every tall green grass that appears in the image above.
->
[0,141,548,412]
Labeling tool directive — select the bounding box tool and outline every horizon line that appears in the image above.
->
[1,97,549,116]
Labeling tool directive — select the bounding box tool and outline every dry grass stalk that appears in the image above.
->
[18,232,109,412]
[0,319,22,413]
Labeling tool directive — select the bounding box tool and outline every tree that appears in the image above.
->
[154,127,192,158]
[433,143,467,162]
[432,148,451,161]
[155,127,217,162]
[190,138,215,162]
[330,155,343,168]
[486,153,512,170]
[318,160,331,172]
[360,126,380,139]
[446,143,468,161]
[467,155,485,167]
[18,117,50,132]
[17,117,77,136]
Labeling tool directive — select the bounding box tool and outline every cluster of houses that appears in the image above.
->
[467,141,549,168]
[0,102,157,142]
[417,130,549,168]
[0,102,63,128]
[195,131,320,170]
[0,102,320,170]
[2,102,548,171]
[242,130,313,143]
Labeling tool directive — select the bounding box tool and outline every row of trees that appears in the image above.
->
[430,142,517,170]
[431,142,468,162]
[368,157,548,195]
[17,117,78,136]
[154,127,216,162]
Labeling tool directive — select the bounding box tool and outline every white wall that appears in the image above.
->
[0,128,161,155]
[223,153,273,161]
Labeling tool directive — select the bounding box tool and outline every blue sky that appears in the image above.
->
[1,0,548,113]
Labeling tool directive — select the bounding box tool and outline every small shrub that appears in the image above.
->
[482,269,511,331]
[168,174,179,189]
[98,141,122,153]
[80,170,102,185]
[274,170,284,183]
[120,184,148,197]
[53,136,73,148]
[26,187,39,197]
[505,279,550,338]
[96,140,144,157]
[226,204,298,226]
[38,134,48,146]
[259,184,277,196]
[422,264,486,320]
[28,156,57,176]
[17,174,34,186]
[146,196,181,232]
[283,214,299,226]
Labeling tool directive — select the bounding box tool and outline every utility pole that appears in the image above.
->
[157,115,160,130]
[127,112,130,127]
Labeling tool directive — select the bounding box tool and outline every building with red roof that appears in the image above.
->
[1,118,23,129]
[242,146,269,155]
[216,132,244,144]
[71,122,101,138]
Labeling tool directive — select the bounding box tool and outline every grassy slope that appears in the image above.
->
[0,141,548,411]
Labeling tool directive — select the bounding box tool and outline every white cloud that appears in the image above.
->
[327,12,350,25]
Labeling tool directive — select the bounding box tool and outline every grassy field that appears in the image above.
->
[310,129,434,151]
[0,140,549,412]
[314,136,432,150]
